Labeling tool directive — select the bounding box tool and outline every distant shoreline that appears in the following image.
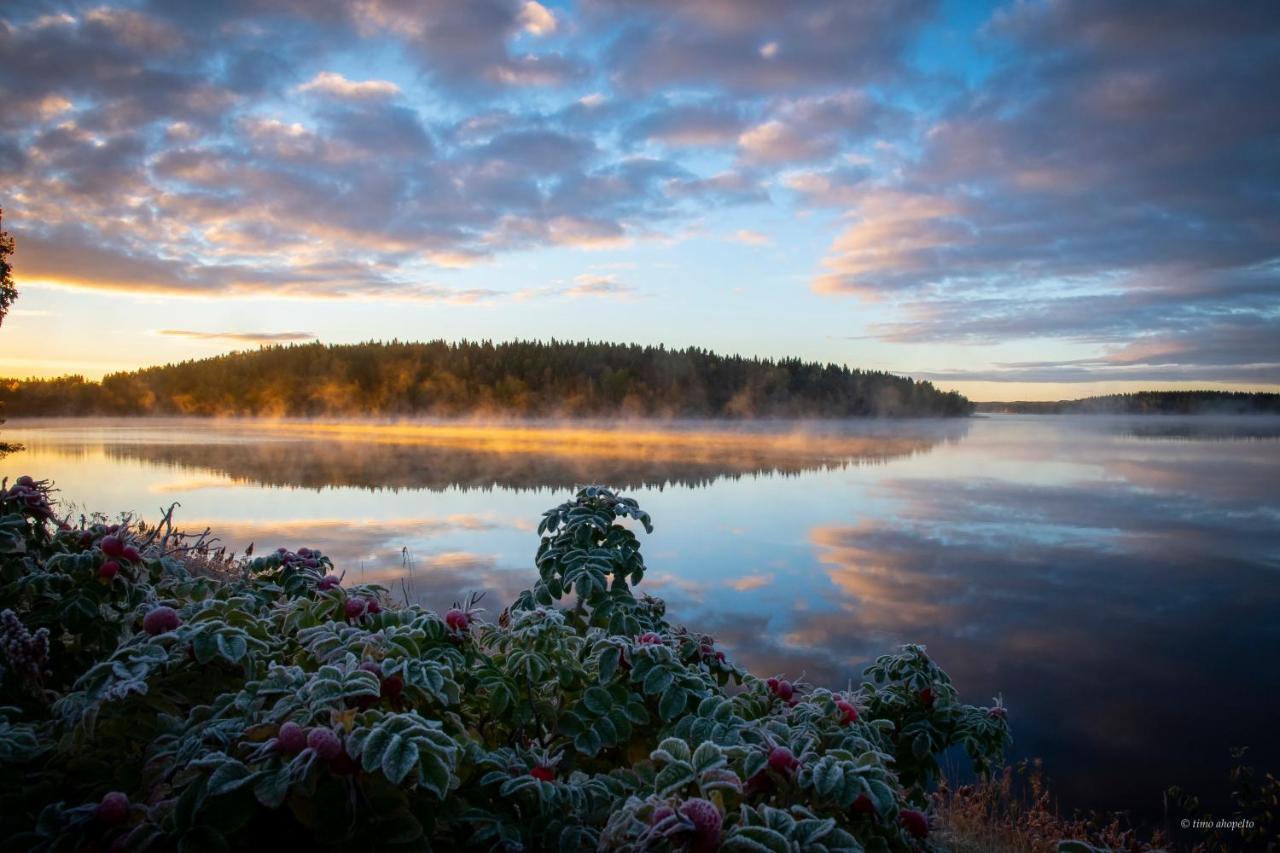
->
[0,339,972,419]
[975,390,1280,415]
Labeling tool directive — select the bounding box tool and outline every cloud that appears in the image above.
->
[807,1,1280,384]
[1,4,747,302]
[727,573,774,591]
[631,102,746,147]
[517,1,557,36]
[731,229,771,246]
[296,71,401,100]
[1,0,1274,390]
[157,330,319,343]
[562,273,634,298]
[594,0,935,94]
[737,92,886,165]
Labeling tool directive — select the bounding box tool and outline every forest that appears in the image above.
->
[0,340,973,418]
[975,391,1280,415]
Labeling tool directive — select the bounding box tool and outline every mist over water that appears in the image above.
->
[5,414,1278,817]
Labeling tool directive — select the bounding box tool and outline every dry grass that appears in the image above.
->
[932,760,1168,853]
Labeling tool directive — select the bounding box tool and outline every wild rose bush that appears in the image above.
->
[0,478,1010,851]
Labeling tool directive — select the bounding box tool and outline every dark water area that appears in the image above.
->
[5,414,1278,819]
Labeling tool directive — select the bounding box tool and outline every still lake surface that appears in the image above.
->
[4,415,1278,815]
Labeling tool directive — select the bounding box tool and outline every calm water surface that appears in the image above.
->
[5,415,1278,816]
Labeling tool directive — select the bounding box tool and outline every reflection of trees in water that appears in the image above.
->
[95,422,970,491]
[1110,420,1280,441]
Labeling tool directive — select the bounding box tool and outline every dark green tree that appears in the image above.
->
[0,208,16,327]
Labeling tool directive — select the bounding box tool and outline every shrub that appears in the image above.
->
[0,478,1011,850]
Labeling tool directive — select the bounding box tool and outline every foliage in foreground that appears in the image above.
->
[0,477,1011,851]
[930,761,1168,853]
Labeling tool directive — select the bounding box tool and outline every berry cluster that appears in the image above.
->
[344,595,382,621]
[1,475,58,524]
[649,798,723,852]
[765,675,798,705]
[0,608,50,685]
[271,722,361,775]
[444,594,484,636]
[276,546,326,571]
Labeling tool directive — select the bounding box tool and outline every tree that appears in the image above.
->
[0,208,17,327]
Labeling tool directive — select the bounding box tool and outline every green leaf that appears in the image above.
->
[582,686,611,716]
[574,728,602,757]
[643,666,674,696]
[725,825,791,853]
[659,685,686,721]
[381,734,420,785]
[691,741,724,773]
[653,738,691,763]
[206,760,256,797]
[654,761,696,796]
[419,750,452,799]
[253,768,291,809]
[597,647,620,683]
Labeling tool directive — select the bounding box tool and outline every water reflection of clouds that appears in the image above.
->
[794,471,1280,812]
[5,415,1278,816]
[205,516,532,612]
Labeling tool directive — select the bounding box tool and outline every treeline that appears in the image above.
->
[0,340,972,418]
[976,391,1280,415]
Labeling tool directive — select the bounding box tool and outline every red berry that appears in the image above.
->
[900,809,929,839]
[919,687,935,709]
[380,675,403,701]
[101,535,126,558]
[122,545,141,563]
[298,547,313,558]
[95,791,129,826]
[277,721,307,754]
[774,680,794,701]
[677,798,722,852]
[318,575,341,590]
[445,608,470,631]
[836,699,859,725]
[307,727,343,761]
[143,606,181,635]
[988,707,1007,720]
[650,805,675,825]
[637,632,661,645]
[344,598,367,620]
[15,475,34,487]
[765,677,779,691]
[364,597,381,614]
[852,793,876,817]
[99,560,120,580]
[767,746,799,773]
[276,547,289,554]
[529,766,554,782]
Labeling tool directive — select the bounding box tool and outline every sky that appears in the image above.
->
[0,0,1277,401]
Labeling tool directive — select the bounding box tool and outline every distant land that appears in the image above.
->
[976,391,1280,415]
[0,340,971,418]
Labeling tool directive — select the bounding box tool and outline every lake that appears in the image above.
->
[3,414,1278,817]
